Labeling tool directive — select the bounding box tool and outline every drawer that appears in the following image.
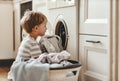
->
[79,35,109,81]
[79,35,108,49]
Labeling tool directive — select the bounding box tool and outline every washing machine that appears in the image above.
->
[47,0,79,61]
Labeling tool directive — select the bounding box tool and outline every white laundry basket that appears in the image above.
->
[47,60,82,81]
[39,35,82,81]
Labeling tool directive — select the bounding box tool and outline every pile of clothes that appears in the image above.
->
[39,35,63,53]
[38,35,72,68]
[37,51,70,64]
[37,50,72,68]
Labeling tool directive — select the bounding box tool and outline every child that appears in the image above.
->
[17,10,47,61]
[8,11,47,81]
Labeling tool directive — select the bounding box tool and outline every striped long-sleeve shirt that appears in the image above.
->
[16,36,42,61]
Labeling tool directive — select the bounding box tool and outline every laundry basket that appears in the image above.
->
[47,60,82,81]
[39,35,82,81]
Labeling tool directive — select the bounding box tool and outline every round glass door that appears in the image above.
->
[55,20,68,50]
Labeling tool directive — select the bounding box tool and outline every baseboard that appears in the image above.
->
[0,59,15,67]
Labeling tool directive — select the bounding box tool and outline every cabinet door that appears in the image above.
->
[79,35,109,81]
[79,0,110,35]
[0,2,14,59]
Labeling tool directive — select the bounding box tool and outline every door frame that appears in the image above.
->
[110,0,119,81]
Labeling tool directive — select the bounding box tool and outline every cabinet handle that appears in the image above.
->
[86,40,101,43]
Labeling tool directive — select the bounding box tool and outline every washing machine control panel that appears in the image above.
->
[47,0,75,9]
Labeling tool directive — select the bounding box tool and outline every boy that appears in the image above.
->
[8,11,47,81]
[17,10,47,61]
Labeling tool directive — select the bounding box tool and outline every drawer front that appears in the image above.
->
[79,35,109,81]
[80,35,108,49]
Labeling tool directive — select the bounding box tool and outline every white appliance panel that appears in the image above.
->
[48,6,78,60]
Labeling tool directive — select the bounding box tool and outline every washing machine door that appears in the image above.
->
[55,20,68,50]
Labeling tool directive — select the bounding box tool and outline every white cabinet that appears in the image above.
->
[79,0,110,81]
[79,35,109,81]
[79,0,109,35]
[0,1,15,59]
